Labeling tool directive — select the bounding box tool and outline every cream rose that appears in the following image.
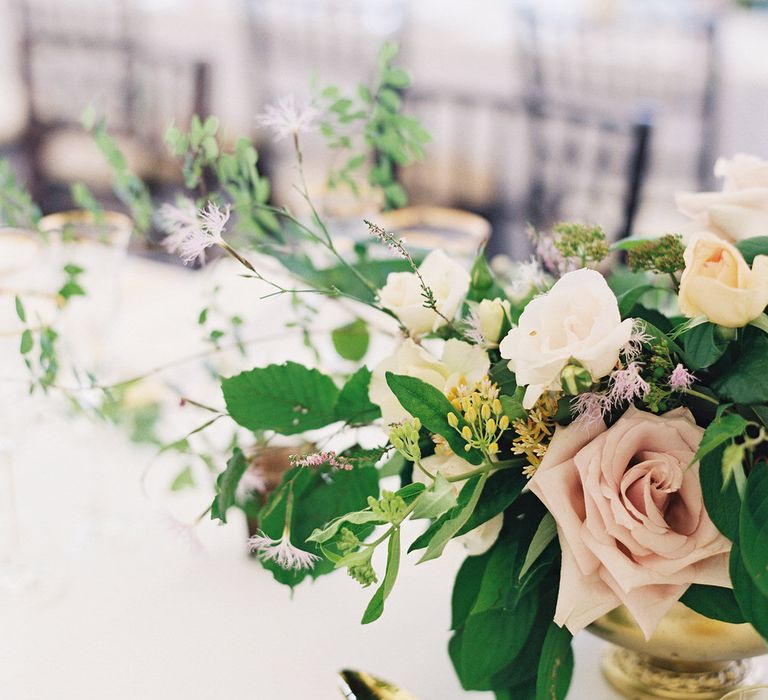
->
[379,250,470,335]
[414,451,502,555]
[370,338,490,424]
[676,154,768,242]
[471,297,510,346]
[679,232,768,328]
[499,269,633,409]
[529,406,731,639]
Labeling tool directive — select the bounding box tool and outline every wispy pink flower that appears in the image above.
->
[464,307,486,345]
[255,95,321,142]
[669,363,696,391]
[248,530,320,571]
[572,392,610,429]
[608,362,650,405]
[289,450,352,470]
[158,199,230,265]
[621,319,653,363]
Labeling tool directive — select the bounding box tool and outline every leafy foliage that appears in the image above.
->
[210,447,248,523]
[331,319,370,361]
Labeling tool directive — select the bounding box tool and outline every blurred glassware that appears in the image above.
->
[374,205,490,260]
[338,669,419,700]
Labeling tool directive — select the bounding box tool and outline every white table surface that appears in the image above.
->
[0,247,623,700]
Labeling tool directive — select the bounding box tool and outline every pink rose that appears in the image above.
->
[529,406,731,639]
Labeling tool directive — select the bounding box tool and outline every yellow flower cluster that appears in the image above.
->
[446,376,510,457]
[512,394,560,477]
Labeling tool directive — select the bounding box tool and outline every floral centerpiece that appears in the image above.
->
[6,43,768,700]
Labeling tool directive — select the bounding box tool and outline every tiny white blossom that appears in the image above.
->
[158,199,230,265]
[255,95,321,142]
[248,530,320,571]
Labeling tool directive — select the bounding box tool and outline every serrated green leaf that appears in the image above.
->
[384,373,483,465]
[335,366,381,425]
[210,447,248,523]
[411,472,457,520]
[222,362,340,435]
[331,318,370,361]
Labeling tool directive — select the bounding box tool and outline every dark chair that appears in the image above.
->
[524,102,652,248]
[516,5,719,190]
[16,0,210,207]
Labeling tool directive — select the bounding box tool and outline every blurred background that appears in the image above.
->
[1,0,767,257]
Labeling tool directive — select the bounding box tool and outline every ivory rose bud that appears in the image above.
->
[499,269,633,409]
[471,297,511,345]
[529,406,731,639]
[413,451,502,555]
[676,154,768,242]
[679,232,768,328]
[370,338,489,424]
[379,250,470,335]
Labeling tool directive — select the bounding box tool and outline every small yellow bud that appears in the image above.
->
[465,407,477,423]
[486,418,496,434]
[492,398,502,415]
[489,442,500,455]
[413,417,421,431]
[481,403,491,421]
[451,398,461,411]
[461,426,473,441]
[464,444,472,452]
[447,412,459,428]
[499,415,510,430]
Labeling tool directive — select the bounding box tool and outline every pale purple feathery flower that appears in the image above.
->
[669,363,696,391]
[621,319,653,364]
[158,199,230,265]
[572,392,610,429]
[289,450,352,470]
[255,95,321,142]
[464,306,486,345]
[248,530,320,571]
[608,362,650,405]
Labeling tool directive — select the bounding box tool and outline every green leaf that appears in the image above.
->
[489,360,517,396]
[411,472,457,520]
[419,474,487,563]
[535,623,573,700]
[457,467,526,537]
[714,332,768,405]
[682,323,729,370]
[384,373,483,465]
[617,284,656,318]
[361,528,401,624]
[335,367,381,425]
[693,414,749,465]
[730,542,768,641]
[722,442,747,493]
[19,329,33,355]
[210,448,248,523]
[519,512,557,581]
[700,445,742,540]
[451,552,492,631]
[14,296,26,323]
[500,392,527,423]
[383,67,411,88]
[740,465,768,597]
[170,465,195,492]
[222,362,340,435]
[331,318,370,361]
[680,584,746,624]
[736,236,768,265]
[307,510,386,544]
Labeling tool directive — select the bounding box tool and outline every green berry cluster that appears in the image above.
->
[627,234,685,275]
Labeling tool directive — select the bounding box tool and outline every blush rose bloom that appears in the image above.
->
[413,451,503,555]
[499,269,634,409]
[676,154,768,242]
[370,338,489,424]
[529,406,731,639]
[379,250,470,335]
[679,232,768,328]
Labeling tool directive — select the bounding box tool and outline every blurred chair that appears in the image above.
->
[516,4,719,190]
[16,0,210,206]
[523,102,652,251]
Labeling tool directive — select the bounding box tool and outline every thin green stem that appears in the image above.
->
[682,388,719,406]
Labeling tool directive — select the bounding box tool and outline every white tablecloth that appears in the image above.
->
[0,248,624,700]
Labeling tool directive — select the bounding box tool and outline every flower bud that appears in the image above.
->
[492,398,502,415]
[447,412,459,428]
[486,418,496,434]
[461,426,473,441]
[481,403,491,421]
[499,415,510,430]
[465,407,477,423]
[560,363,593,396]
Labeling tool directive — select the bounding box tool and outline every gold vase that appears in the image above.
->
[588,604,767,699]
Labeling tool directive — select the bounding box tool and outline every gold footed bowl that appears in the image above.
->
[588,604,768,699]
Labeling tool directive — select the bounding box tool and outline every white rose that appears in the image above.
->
[414,451,502,555]
[676,154,768,242]
[379,250,470,335]
[499,268,634,409]
[370,338,490,424]
[471,297,510,346]
[679,232,768,328]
